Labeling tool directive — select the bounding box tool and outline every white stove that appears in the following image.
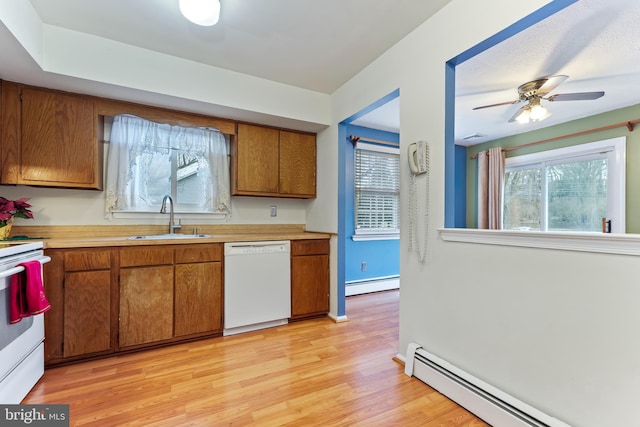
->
[0,241,50,403]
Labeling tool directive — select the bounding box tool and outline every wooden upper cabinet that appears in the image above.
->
[1,81,103,189]
[233,123,316,198]
[279,131,316,197]
[235,123,280,194]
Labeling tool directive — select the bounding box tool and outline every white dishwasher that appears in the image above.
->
[224,241,291,336]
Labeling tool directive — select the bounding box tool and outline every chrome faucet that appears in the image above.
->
[160,195,182,234]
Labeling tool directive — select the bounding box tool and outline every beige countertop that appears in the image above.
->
[42,232,331,249]
[10,224,332,249]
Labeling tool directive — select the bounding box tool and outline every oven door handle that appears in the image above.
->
[0,256,51,279]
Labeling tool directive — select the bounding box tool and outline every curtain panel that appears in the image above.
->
[477,147,505,229]
[105,114,230,218]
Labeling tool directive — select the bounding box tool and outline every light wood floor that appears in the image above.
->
[25,290,489,426]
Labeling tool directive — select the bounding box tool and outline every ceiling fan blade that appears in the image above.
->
[472,99,520,110]
[508,105,529,123]
[536,75,569,95]
[546,91,605,102]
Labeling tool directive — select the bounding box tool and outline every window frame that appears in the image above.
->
[352,142,400,241]
[504,137,626,233]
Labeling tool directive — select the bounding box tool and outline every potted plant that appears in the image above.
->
[0,197,34,239]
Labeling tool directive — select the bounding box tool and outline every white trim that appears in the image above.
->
[345,277,399,296]
[407,345,571,427]
[439,228,640,256]
[112,211,228,220]
[328,313,349,323]
[506,137,624,167]
[346,274,399,284]
[351,233,399,241]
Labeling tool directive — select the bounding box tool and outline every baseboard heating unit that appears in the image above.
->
[404,343,571,427]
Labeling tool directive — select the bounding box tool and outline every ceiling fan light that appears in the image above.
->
[529,103,550,121]
[179,0,220,26]
[515,108,531,124]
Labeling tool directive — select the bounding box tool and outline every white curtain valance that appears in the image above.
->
[105,114,230,217]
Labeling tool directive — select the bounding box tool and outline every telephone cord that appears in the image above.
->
[408,172,429,263]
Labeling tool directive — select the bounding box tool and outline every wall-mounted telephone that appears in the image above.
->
[408,140,429,175]
[407,141,429,263]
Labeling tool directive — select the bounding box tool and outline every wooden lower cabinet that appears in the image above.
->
[174,244,223,337]
[45,243,224,366]
[175,262,222,336]
[44,248,117,366]
[63,270,112,357]
[119,265,174,347]
[118,244,224,348]
[44,239,328,365]
[291,239,330,319]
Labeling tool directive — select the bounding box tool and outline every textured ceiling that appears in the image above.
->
[27,0,452,94]
[7,1,636,142]
[454,0,640,145]
[355,0,640,143]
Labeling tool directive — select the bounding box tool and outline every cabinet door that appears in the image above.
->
[43,250,65,364]
[235,123,279,194]
[119,266,174,347]
[175,262,223,336]
[20,87,102,188]
[279,130,316,197]
[291,254,329,318]
[63,270,112,357]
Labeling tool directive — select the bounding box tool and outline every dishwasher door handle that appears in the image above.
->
[224,241,290,256]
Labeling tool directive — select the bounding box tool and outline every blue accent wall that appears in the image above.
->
[338,89,400,317]
[343,124,400,283]
[454,144,467,228]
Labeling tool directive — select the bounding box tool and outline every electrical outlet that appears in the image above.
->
[270,205,277,217]
[361,261,367,272]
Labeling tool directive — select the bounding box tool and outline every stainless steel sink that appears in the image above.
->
[127,233,213,240]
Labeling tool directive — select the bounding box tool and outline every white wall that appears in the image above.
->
[5,1,638,424]
[0,183,308,227]
[0,2,320,229]
[0,0,331,132]
[307,1,640,426]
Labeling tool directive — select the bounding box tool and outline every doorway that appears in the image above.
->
[337,91,400,317]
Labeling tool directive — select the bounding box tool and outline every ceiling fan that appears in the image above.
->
[472,75,605,124]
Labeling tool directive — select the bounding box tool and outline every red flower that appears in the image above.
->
[0,197,34,225]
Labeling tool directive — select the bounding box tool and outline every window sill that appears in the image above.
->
[352,233,399,241]
[112,211,228,220]
[438,228,640,256]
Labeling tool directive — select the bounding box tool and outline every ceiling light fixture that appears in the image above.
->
[514,97,551,124]
[179,0,220,26]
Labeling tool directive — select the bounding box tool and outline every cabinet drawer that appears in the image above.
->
[291,239,329,256]
[64,250,112,271]
[120,247,174,267]
[175,244,223,263]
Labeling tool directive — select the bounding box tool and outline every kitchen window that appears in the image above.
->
[105,114,230,217]
[353,143,400,240]
[503,137,625,232]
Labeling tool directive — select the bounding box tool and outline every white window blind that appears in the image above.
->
[354,145,400,235]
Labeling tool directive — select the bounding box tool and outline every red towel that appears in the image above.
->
[9,260,50,324]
